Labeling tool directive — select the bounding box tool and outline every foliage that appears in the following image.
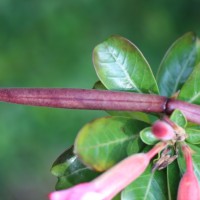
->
[51,32,200,199]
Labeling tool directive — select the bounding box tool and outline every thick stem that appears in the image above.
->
[1,88,200,124]
[166,99,200,124]
[0,88,166,113]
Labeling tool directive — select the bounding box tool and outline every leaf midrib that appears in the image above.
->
[143,172,154,200]
[172,50,194,95]
[107,46,142,93]
[188,91,200,103]
[79,134,137,150]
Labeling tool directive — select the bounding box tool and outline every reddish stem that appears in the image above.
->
[166,99,200,125]
[0,88,167,112]
[0,88,200,124]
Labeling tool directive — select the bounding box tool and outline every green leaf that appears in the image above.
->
[93,80,107,90]
[74,116,148,171]
[93,35,159,94]
[93,80,152,123]
[177,143,200,181]
[121,163,168,200]
[178,63,200,105]
[51,146,100,190]
[126,136,146,156]
[112,193,121,200]
[186,128,200,144]
[167,159,180,200]
[156,32,198,97]
[196,38,200,64]
[170,109,187,128]
[107,110,151,124]
[140,127,159,145]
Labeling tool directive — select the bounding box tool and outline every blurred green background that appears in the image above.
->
[0,0,200,199]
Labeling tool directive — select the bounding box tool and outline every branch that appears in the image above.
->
[0,88,167,111]
[0,88,200,124]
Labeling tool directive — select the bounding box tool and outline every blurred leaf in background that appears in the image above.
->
[0,0,200,199]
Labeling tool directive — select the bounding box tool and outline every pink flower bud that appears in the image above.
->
[152,120,175,140]
[177,145,200,200]
[49,183,104,200]
[49,142,167,200]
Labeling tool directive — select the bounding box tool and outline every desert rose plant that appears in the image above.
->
[1,32,200,199]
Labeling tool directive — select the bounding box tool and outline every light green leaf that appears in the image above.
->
[121,163,168,200]
[178,63,200,105]
[186,128,200,144]
[74,116,147,171]
[51,146,100,190]
[140,127,159,145]
[93,35,159,94]
[107,110,151,124]
[170,109,187,128]
[157,32,198,97]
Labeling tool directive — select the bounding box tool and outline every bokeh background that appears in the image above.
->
[0,0,200,199]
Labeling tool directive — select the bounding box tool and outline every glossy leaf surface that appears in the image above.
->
[178,63,200,105]
[140,127,159,145]
[157,32,198,97]
[121,163,168,200]
[93,35,159,94]
[74,116,147,171]
[170,109,187,128]
[51,146,100,190]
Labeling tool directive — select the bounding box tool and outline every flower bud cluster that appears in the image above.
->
[49,120,200,200]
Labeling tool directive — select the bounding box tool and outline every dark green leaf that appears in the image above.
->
[127,136,146,156]
[74,116,148,171]
[93,35,159,94]
[121,163,168,200]
[93,80,107,90]
[51,146,100,190]
[178,63,200,105]
[156,32,198,97]
[167,159,180,200]
[140,127,159,145]
[186,128,200,144]
[170,109,187,128]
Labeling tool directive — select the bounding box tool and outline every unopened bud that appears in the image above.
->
[177,145,200,200]
[152,120,175,141]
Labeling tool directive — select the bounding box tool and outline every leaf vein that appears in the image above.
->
[80,135,137,150]
[107,46,142,92]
